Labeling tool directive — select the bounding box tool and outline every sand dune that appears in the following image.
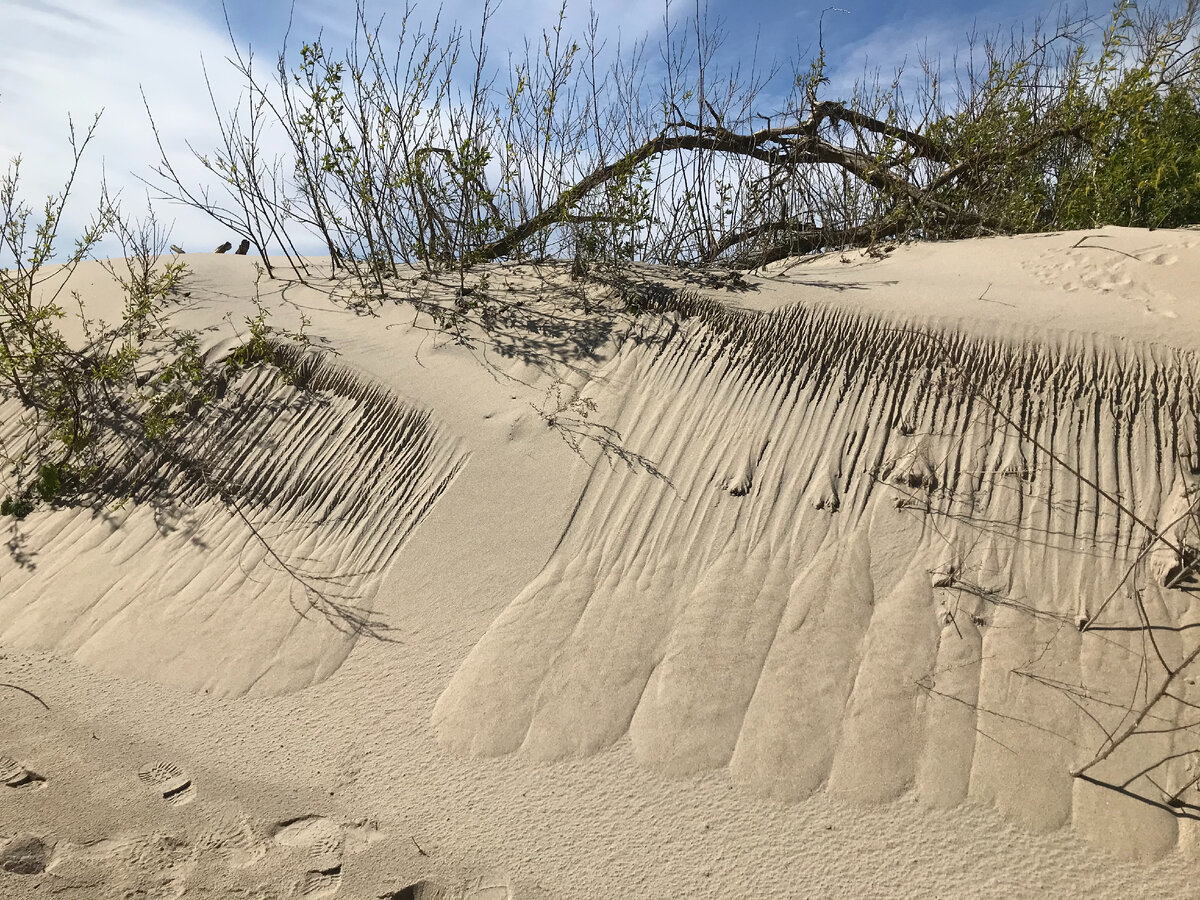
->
[434,286,1200,858]
[0,348,465,696]
[4,229,1200,896]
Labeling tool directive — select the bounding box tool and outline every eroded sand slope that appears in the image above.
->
[5,229,1200,896]
[0,350,466,696]
[434,290,1200,859]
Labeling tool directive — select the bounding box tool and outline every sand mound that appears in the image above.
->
[0,348,465,696]
[7,230,1200,896]
[435,245,1200,859]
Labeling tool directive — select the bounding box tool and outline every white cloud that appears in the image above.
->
[0,0,672,264]
[0,0,261,261]
[817,0,1063,104]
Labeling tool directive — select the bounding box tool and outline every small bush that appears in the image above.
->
[0,114,307,517]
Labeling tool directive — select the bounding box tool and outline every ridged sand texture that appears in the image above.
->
[0,346,466,697]
[434,296,1200,858]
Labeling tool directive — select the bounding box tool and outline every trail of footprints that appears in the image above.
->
[1,753,512,898]
[1022,239,1185,314]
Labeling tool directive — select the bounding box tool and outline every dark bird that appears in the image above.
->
[234,239,251,255]
[215,241,232,253]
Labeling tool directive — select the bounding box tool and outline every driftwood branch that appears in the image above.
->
[465,94,1083,267]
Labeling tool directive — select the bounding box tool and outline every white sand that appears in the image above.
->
[4,227,1200,896]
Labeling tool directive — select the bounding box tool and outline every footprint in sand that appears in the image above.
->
[386,882,447,900]
[385,879,512,900]
[0,834,50,875]
[1137,250,1179,266]
[272,816,345,898]
[296,865,343,899]
[194,813,268,869]
[297,833,344,899]
[271,814,387,897]
[466,882,512,900]
[137,761,195,806]
[0,755,46,791]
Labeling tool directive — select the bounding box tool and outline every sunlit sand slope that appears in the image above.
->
[435,297,1200,858]
[0,348,466,697]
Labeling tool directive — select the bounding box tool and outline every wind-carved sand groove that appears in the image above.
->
[435,298,1200,858]
[0,347,467,697]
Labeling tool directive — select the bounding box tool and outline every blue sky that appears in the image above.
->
[0,0,1072,258]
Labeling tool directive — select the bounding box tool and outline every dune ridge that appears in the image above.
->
[0,346,467,697]
[435,298,1200,857]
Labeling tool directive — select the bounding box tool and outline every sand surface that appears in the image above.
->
[4,227,1200,897]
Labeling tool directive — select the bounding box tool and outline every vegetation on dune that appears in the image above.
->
[3,0,1197,513]
[927,0,1200,235]
[5,0,1200,814]
[0,115,307,520]
[138,0,1200,280]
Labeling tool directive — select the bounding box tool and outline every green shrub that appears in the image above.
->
[0,115,307,517]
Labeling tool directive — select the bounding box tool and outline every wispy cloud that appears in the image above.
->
[826,0,1067,92]
[293,0,666,66]
[0,0,671,261]
[0,0,253,257]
